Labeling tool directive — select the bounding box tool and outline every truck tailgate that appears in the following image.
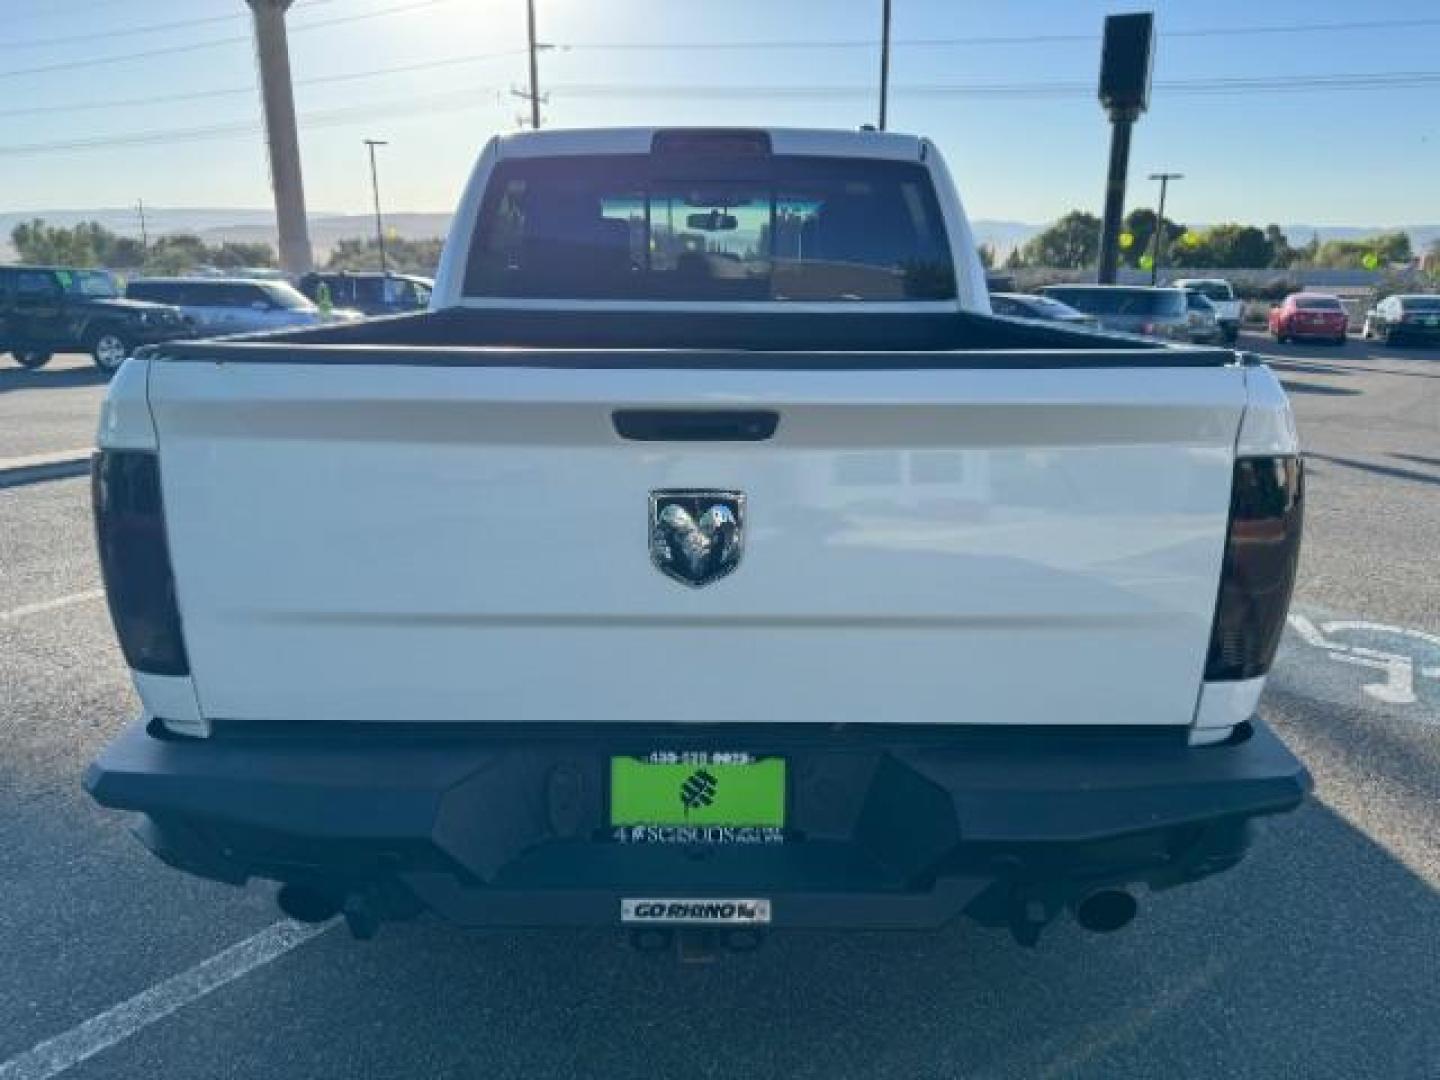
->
[148,356,1245,728]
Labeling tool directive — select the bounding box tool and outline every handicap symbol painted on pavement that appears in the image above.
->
[1288,614,1440,708]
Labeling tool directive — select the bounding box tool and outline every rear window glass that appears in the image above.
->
[126,282,179,303]
[1044,287,1185,318]
[465,154,955,301]
[262,283,315,311]
[1399,296,1440,312]
[1295,296,1343,310]
[1182,281,1233,302]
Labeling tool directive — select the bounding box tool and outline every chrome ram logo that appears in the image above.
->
[649,490,745,588]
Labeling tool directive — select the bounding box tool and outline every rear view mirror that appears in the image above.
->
[686,211,738,232]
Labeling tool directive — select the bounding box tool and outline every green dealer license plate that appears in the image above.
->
[610,753,786,844]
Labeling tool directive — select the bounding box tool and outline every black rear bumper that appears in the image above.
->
[85,719,1309,934]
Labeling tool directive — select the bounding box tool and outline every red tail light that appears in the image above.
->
[92,451,189,676]
[1205,456,1304,680]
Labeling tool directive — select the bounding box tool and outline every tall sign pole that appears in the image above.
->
[246,0,313,275]
[1096,13,1154,284]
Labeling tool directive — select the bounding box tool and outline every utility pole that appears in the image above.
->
[364,139,389,275]
[1147,172,1183,285]
[878,0,892,131]
[246,0,314,274]
[135,199,149,254]
[1095,13,1154,284]
[526,0,541,129]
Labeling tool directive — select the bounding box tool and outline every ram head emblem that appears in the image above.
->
[649,491,746,587]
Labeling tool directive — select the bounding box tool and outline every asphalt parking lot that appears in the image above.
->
[2,335,1438,1079]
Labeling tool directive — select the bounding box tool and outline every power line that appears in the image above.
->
[8,0,131,22]
[9,44,1437,123]
[0,87,510,157]
[5,68,1440,157]
[0,0,456,80]
[0,48,530,120]
[550,72,1440,99]
[0,0,338,51]
[574,15,1440,52]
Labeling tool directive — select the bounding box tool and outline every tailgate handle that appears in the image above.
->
[612,409,779,442]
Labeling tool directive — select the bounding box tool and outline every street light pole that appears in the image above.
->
[878,0,892,131]
[364,138,389,276]
[1147,171,1183,285]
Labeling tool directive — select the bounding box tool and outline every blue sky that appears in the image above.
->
[3,0,1438,227]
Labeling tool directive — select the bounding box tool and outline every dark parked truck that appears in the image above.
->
[0,266,191,373]
[86,128,1309,950]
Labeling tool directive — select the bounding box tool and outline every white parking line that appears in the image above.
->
[0,920,334,1080]
[0,591,105,623]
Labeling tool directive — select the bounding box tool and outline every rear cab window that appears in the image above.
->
[1294,296,1343,310]
[465,152,956,302]
[1183,281,1234,302]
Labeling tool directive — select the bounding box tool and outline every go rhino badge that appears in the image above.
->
[621,898,772,925]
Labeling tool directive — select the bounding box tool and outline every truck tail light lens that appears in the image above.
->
[92,450,189,676]
[1205,456,1303,680]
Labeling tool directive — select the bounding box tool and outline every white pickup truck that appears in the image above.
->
[86,128,1308,950]
[1174,278,1244,344]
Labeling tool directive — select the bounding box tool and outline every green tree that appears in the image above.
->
[325,236,444,275]
[142,234,210,275]
[1312,231,1411,269]
[1170,223,1273,269]
[1264,224,1294,268]
[1292,231,1321,267]
[9,218,276,272]
[11,219,101,266]
[977,243,996,270]
[1018,210,1101,269]
[1120,208,1184,269]
[208,241,278,269]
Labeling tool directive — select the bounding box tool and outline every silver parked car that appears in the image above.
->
[989,292,1097,326]
[1040,285,1191,341]
[124,278,362,336]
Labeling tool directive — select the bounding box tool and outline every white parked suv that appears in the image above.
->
[86,128,1308,950]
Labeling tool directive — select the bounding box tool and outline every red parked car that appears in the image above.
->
[1269,292,1348,345]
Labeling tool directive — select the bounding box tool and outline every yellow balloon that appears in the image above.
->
[1119,231,1135,249]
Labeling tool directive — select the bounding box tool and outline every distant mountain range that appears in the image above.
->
[1,208,1436,261]
[0,208,453,260]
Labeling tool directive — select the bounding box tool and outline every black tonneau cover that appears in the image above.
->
[152,308,1236,369]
